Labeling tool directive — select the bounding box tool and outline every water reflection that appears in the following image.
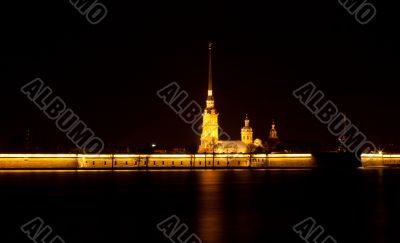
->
[195,170,224,242]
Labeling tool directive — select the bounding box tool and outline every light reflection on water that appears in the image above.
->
[196,170,224,243]
[0,168,398,243]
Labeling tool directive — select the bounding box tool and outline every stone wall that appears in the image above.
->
[2,153,397,169]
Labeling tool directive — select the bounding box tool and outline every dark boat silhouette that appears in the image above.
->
[312,151,362,168]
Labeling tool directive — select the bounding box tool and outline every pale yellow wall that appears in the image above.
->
[0,158,78,169]
[2,154,398,169]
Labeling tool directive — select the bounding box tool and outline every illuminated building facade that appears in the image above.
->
[198,43,266,154]
[198,43,219,153]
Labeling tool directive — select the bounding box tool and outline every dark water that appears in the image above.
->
[0,168,398,243]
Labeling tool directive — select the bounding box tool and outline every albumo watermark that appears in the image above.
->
[157,82,231,140]
[69,0,107,25]
[293,217,337,243]
[293,82,376,161]
[21,217,65,243]
[339,0,376,25]
[21,78,104,154]
[157,215,202,243]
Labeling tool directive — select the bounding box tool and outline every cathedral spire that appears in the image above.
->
[199,42,219,153]
[208,42,213,97]
[206,42,215,110]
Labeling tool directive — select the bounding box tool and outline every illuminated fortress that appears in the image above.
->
[198,43,277,154]
[0,43,392,169]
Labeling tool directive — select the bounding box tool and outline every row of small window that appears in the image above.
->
[86,161,133,165]
[85,159,264,166]
[152,161,184,165]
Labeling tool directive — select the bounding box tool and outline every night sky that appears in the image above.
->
[1,0,398,151]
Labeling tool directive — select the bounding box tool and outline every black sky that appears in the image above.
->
[0,0,398,150]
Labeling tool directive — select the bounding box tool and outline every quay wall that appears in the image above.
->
[0,153,399,169]
[361,154,400,167]
[0,155,78,169]
[0,154,314,169]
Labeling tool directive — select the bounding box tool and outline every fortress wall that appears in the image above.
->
[0,157,78,169]
[267,157,316,167]
[56,154,261,169]
[75,154,312,168]
[78,157,113,169]
[0,153,366,169]
[361,156,400,167]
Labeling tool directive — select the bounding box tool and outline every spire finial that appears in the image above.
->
[208,42,213,95]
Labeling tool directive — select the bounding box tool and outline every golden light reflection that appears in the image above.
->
[195,170,224,243]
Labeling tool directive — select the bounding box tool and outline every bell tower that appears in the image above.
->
[269,120,278,139]
[241,114,253,145]
[199,42,219,153]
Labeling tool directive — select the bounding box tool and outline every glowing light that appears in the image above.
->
[114,154,140,158]
[0,154,77,158]
[148,154,191,158]
[268,154,312,158]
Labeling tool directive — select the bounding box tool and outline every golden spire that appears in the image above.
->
[208,42,213,97]
[206,42,215,110]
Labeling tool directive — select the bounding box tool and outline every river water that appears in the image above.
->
[0,168,398,243]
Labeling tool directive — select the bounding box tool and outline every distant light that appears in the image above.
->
[378,150,383,155]
[151,144,156,148]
